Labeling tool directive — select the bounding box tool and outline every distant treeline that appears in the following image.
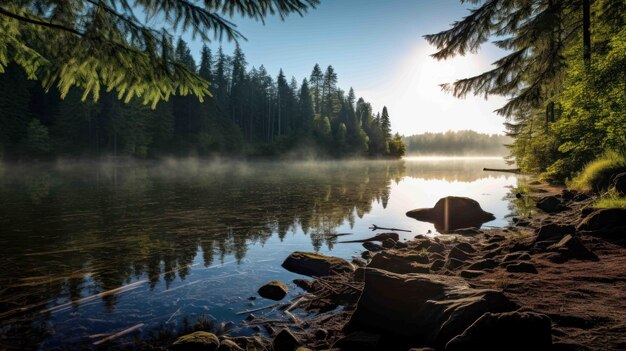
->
[403,130,511,156]
[0,40,404,160]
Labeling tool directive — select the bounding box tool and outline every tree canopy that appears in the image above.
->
[0,0,318,107]
[427,0,625,179]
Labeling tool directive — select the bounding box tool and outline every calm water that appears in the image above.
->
[0,158,520,350]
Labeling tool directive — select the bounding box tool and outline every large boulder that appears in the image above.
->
[577,208,626,235]
[282,252,354,277]
[367,250,430,274]
[346,268,517,347]
[171,331,220,351]
[406,197,495,233]
[445,311,552,351]
[257,281,288,301]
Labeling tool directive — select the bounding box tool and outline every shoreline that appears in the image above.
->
[166,181,625,351]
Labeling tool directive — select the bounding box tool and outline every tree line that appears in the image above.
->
[0,40,405,159]
[426,0,625,180]
[403,130,510,156]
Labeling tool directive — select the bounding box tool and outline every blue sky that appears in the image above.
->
[185,0,509,136]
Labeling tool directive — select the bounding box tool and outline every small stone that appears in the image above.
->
[536,196,562,213]
[272,329,301,351]
[258,281,288,301]
[362,241,384,252]
[467,259,498,270]
[460,270,485,278]
[506,262,538,274]
[172,331,220,351]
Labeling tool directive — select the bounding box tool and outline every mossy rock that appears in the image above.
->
[171,331,219,351]
[282,251,354,277]
[258,281,288,300]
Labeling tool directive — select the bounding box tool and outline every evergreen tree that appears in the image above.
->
[321,65,338,117]
[380,106,392,141]
[298,79,314,134]
[0,0,318,106]
[309,64,323,114]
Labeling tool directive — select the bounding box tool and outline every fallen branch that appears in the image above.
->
[92,323,144,346]
[236,302,286,315]
[369,224,411,232]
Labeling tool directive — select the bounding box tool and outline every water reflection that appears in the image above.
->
[0,158,516,350]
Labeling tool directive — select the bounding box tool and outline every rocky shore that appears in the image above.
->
[171,184,626,351]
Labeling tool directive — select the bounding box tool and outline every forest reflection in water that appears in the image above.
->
[0,158,519,350]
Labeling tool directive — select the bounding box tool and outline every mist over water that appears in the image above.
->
[0,157,520,349]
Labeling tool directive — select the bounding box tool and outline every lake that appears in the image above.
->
[0,157,521,350]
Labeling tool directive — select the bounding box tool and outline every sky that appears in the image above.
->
[185,0,510,136]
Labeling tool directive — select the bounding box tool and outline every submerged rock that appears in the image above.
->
[346,268,517,347]
[257,281,288,301]
[406,196,495,233]
[445,311,552,351]
[171,331,220,351]
[282,252,354,277]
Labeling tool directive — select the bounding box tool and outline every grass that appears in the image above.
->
[568,151,626,192]
[593,188,626,209]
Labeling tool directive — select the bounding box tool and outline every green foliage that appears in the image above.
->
[594,195,626,209]
[388,133,406,159]
[0,0,318,107]
[568,151,626,192]
[0,41,402,159]
[430,0,625,180]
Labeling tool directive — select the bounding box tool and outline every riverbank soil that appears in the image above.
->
[172,184,626,350]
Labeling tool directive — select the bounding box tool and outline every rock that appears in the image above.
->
[228,336,270,351]
[503,252,530,262]
[368,250,430,274]
[445,311,552,351]
[218,339,244,351]
[467,259,498,271]
[535,223,576,242]
[272,329,301,351]
[506,262,538,274]
[515,219,531,227]
[172,331,220,351]
[574,193,590,202]
[382,238,396,249]
[536,195,563,213]
[614,173,626,195]
[430,259,445,271]
[313,329,327,340]
[562,189,576,200]
[444,258,465,271]
[258,281,288,301]
[406,197,495,233]
[282,252,354,277]
[447,246,472,262]
[580,207,595,218]
[332,331,381,351]
[460,270,485,278]
[352,257,367,267]
[427,242,446,254]
[360,251,372,260]
[487,235,505,243]
[483,248,502,259]
[548,234,598,261]
[454,242,477,253]
[347,268,517,347]
[293,279,314,292]
[577,208,626,234]
[362,242,384,252]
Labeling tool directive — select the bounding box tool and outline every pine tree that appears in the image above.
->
[309,64,323,114]
[321,65,337,117]
[0,0,318,107]
[298,78,314,134]
[380,106,391,141]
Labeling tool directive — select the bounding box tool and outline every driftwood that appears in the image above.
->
[92,323,144,346]
[483,167,520,173]
[369,224,411,232]
[236,302,287,315]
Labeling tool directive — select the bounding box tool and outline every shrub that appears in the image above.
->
[568,151,626,192]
